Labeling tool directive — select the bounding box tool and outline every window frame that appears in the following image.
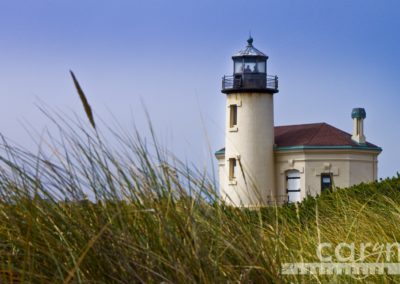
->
[321,173,333,192]
[228,158,236,181]
[229,104,238,128]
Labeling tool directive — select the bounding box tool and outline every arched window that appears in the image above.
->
[286,170,301,203]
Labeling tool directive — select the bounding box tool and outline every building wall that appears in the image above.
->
[274,151,306,203]
[223,92,275,206]
[348,153,378,185]
[302,152,350,197]
[216,154,227,201]
[274,149,380,202]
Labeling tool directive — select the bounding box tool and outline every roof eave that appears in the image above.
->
[214,148,226,158]
[274,145,382,153]
[232,54,268,60]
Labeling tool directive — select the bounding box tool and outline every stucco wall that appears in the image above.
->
[275,149,380,202]
[216,154,227,202]
[349,153,378,185]
[223,92,275,206]
[274,151,306,202]
[219,149,379,205]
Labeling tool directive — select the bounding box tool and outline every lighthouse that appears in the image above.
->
[215,38,381,207]
[217,37,279,207]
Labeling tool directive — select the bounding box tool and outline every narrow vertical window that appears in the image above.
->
[230,105,237,128]
[321,173,333,192]
[229,158,236,180]
[356,120,360,135]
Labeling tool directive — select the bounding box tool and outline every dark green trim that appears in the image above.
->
[215,148,225,157]
[215,145,382,156]
[274,145,382,152]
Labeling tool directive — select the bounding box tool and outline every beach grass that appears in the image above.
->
[0,112,399,283]
[0,74,399,283]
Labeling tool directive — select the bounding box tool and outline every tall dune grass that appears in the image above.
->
[0,74,399,282]
[0,111,399,283]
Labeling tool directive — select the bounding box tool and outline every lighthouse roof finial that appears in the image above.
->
[232,36,268,58]
[247,36,253,46]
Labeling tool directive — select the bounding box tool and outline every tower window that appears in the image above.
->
[230,105,237,128]
[229,158,236,180]
[321,173,333,192]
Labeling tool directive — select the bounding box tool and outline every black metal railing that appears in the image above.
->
[222,74,278,92]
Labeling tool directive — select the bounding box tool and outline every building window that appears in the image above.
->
[321,173,333,192]
[286,170,301,203]
[229,158,236,180]
[229,105,237,128]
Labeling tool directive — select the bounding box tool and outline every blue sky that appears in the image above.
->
[0,0,399,179]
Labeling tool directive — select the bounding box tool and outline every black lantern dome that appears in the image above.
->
[222,37,278,94]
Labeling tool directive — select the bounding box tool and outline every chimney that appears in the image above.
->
[351,108,366,144]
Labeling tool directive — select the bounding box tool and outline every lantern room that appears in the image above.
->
[233,37,267,74]
[222,37,278,94]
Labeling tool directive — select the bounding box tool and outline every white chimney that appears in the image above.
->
[351,108,366,144]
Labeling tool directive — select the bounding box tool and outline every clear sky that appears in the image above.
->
[0,0,399,179]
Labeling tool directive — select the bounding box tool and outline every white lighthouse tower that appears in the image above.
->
[216,37,278,207]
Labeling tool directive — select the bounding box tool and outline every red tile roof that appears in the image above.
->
[274,122,379,148]
[215,122,380,156]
